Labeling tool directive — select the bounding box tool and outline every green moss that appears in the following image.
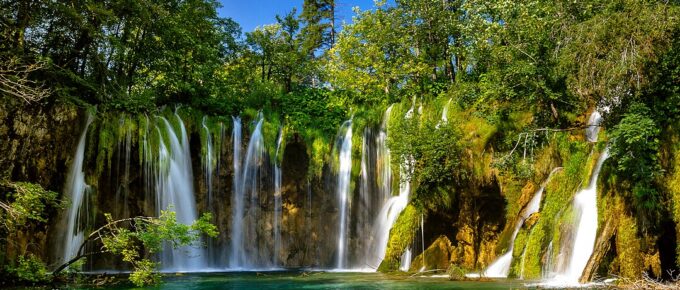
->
[616,213,643,278]
[513,132,592,279]
[517,224,545,278]
[666,126,680,267]
[378,204,420,272]
[94,115,118,177]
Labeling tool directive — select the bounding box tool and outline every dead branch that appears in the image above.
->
[0,58,50,103]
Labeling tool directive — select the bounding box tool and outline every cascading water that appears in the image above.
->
[366,135,412,270]
[542,240,554,279]
[419,213,425,272]
[273,127,284,267]
[399,248,412,271]
[436,98,452,128]
[585,110,602,143]
[548,148,609,284]
[335,119,353,269]
[555,148,609,284]
[483,168,561,278]
[114,116,132,219]
[202,116,214,204]
[156,114,207,271]
[230,116,242,268]
[58,112,93,264]
[362,106,397,270]
[230,113,267,269]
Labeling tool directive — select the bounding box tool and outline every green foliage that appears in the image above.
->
[610,103,662,227]
[128,260,161,287]
[387,101,464,212]
[2,182,59,225]
[54,209,217,287]
[5,255,49,283]
[610,103,661,181]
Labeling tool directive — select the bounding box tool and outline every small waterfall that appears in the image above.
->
[585,110,602,142]
[355,127,376,269]
[230,113,266,268]
[114,116,132,219]
[361,106,396,269]
[484,168,560,278]
[59,112,93,264]
[399,247,412,271]
[419,213,425,272]
[202,116,214,204]
[201,116,220,267]
[141,115,155,214]
[273,127,284,267]
[548,148,610,284]
[229,116,243,268]
[156,114,206,271]
[335,119,353,269]
[436,99,452,128]
[366,162,408,269]
[542,240,554,279]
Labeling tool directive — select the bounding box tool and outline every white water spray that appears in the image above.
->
[156,114,206,271]
[546,148,610,285]
[586,110,602,143]
[335,120,353,269]
[59,112,93,264]
[273,127,284,266]
[482,168,561,278]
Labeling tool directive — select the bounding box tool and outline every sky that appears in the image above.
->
[217,0,384,33]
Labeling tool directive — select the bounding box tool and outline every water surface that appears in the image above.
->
[73,272,531,290]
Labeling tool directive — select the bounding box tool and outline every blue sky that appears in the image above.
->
[217,0,385,33]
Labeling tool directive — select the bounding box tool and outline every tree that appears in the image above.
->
[326,5,428,104]
[300,0,335,55]
[53,210,217,287]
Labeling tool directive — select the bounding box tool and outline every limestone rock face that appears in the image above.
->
[410,235,453,271]
[0,100,83,266]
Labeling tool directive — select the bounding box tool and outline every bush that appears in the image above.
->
[5,255,49,283]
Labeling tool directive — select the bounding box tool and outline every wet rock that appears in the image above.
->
[524,213,540,229]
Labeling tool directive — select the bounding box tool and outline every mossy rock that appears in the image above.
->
[410,235,453,272]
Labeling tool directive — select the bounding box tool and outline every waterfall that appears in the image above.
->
[273,127,284,267]
[156,114,207,271]
[355,127,375,269]
[59,112,93,264]
[436,99,452,128]
[361,106,397,269]
[399,248,412,271]
[419,213,425,272]
[230,116,242,268]
[586,110,602,142]
[364,184,409,269]
[484,168,561,278]
[542,240,554,279]
[114,116,132,219]
[548,148,610,284]
[230,113,266,268]
[202,116,220,267]
[335,120,353,269]
[202,116,214,204]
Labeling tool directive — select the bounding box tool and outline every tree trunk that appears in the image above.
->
[580,217,617,283]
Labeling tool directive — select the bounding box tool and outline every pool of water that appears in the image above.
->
[72,272,533,289]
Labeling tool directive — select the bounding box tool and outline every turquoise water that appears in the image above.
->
[74,272,532,289]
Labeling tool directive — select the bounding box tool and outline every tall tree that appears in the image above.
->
[300,0,335,55]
